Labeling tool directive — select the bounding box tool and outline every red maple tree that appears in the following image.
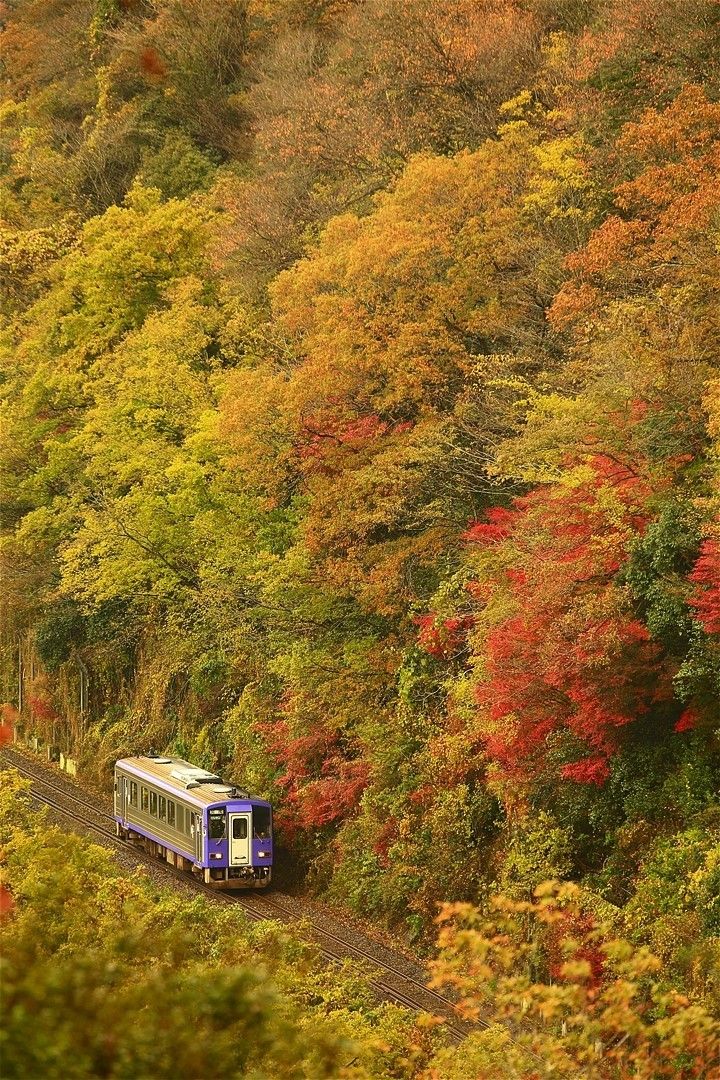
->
[464,460,673,785]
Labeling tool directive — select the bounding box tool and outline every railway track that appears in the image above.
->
[1,748,473,1042]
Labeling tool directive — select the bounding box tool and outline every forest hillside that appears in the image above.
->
[1,0,719,1025]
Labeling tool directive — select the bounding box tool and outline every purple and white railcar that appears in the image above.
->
[113,756,273,889]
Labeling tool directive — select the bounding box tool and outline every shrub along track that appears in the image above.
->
[1,746,475,1042]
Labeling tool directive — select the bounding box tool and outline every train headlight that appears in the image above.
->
[210,853,223,860]
[257,851,269,858]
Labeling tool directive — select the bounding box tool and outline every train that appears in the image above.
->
[113,755,273,889]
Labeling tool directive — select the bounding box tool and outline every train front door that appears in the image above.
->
[229,813,251,867]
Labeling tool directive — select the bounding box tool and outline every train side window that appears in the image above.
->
[130,781,138,807]
[149,791,158,816]
[141,787,149,812]
[167,801,175,827]
[159,796,166,821]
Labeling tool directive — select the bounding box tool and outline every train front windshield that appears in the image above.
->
[209,808,226,839]
[253,806,271,839]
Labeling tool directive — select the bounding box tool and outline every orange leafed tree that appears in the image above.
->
[427,882,720,1079]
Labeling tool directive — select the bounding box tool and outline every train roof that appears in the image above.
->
[115,756,271,809]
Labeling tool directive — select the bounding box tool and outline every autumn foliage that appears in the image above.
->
[1,0,719,1050]
[691,538,720,636]
[428,882,720,1079]
[463,459,675,786]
